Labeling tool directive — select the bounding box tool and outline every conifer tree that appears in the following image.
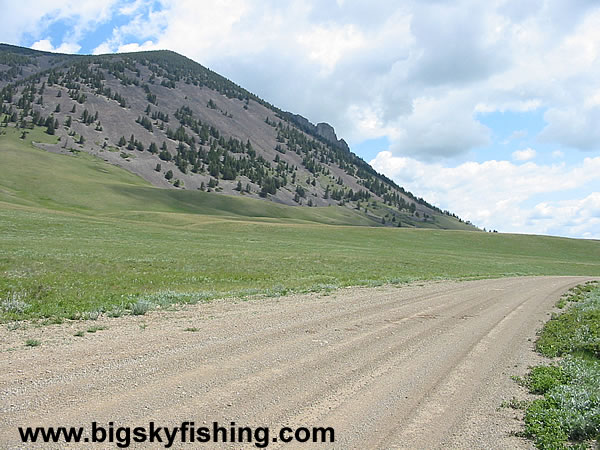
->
[46,119,55,135]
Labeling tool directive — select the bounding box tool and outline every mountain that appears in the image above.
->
[0,43,474,229]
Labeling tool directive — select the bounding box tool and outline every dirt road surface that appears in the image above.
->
[0,276,592,448]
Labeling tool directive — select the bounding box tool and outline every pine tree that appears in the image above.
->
[159,148,171,161]
[46,119,55,135]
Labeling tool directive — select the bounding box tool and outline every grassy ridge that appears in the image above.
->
[1,127,600,320]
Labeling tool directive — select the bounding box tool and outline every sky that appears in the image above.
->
[1,0,599,239]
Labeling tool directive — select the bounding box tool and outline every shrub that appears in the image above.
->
[1,292,30,314]
[536,292,600,358]
[523,284,600,448]
[130,299,152,316]
[524,358,600,447]
[25,339,40,347]
[527,365,568,394]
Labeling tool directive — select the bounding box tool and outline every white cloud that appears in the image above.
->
[370,151,600,238]
[540,105,600,151]
[116,41,157,54]
[31,39,80,54]
[0,1,121,50]
[527,193,600,239]
[296,23,366,75]
[119,0,145,16]
[512,148,537,161]
[388,93,492,159]
[30,39,55,52]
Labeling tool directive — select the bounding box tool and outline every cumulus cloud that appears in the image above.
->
[527,193,600,239]
[407,1,507,87]
[31,39,80,54]
[540,105,600,151]
[370,151,600,238]
[384,94,491,159]
[512,148,537,161]
[0,1,120,48]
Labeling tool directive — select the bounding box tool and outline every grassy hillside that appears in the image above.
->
[0,126,379,226]
[1,127,600,320]
[0,44,474,227]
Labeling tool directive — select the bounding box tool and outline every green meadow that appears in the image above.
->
[1,126,600,320]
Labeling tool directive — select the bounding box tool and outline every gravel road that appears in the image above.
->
[0,276,592,449]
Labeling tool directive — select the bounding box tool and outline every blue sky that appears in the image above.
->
[1,0,599,238]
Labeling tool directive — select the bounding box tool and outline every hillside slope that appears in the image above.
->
[0,124,477,231]
[0,43,474,230]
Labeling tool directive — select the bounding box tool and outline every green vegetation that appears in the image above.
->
[130,299,152,316]
[555,282,598,309]
[1,128,600,322]
[520,282,600,449]
[537,281,600,359]
[25,339,40,347]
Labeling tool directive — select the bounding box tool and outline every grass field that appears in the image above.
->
[2,125,600,320]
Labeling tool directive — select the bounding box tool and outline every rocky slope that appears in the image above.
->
[0,43,472,228]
